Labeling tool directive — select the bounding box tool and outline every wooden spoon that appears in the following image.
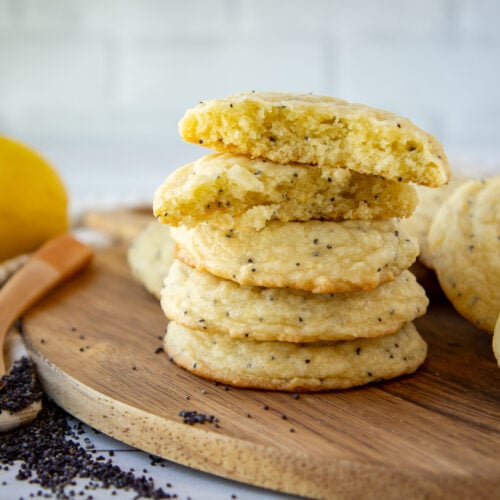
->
[0,234,93,431]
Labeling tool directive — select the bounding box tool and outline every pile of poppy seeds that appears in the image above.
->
[0,390,174,499]
[0,357,42,413]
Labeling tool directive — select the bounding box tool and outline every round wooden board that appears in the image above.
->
[22,246,500,499]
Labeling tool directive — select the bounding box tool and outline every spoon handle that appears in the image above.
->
[0,234,93,375]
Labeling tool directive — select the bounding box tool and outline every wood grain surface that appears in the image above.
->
[22,246,500,500]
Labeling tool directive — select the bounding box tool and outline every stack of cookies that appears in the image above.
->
[153,92,450,391]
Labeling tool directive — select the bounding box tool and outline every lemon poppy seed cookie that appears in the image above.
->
[153,153,418,230]
[127,221,175,298]
[162,260,428,342]
[179,91,449,187]
[428,177,500,333]
[171,219,419,293]
[165,321,428,392]
[401,175,468,268]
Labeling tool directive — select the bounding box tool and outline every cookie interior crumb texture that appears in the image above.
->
[179,91,450,187]
[153,153,418,230]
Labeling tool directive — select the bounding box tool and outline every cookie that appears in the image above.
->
[162,260,428,342]
[127,221,175,299]
[165,321,427,392]
[153,153,418,230]
[493,314,500,368]
[428,177,500,333]
[179,91,449,187]
[171,219,419,293]
[401,175,468,268]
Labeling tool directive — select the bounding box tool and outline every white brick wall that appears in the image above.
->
[0,0,499,211]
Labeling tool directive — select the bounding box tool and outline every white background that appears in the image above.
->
[1,0,499,215]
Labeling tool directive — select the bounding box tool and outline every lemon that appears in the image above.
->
[0,136,69,262]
